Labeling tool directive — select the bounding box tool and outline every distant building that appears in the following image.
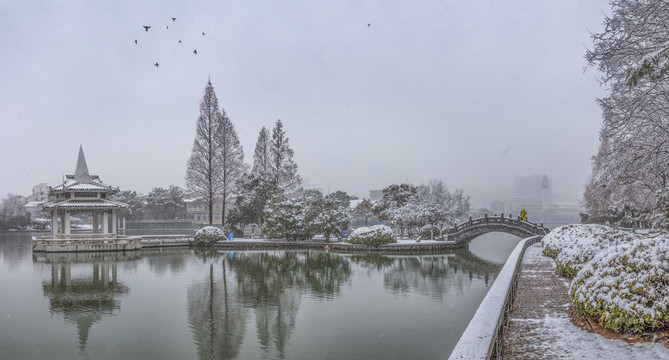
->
[25,182,49,203]
[185,198,240,225]
[23,182,50,219]
[491,174,581,228]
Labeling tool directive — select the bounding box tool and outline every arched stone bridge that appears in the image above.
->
[446,214,550,244]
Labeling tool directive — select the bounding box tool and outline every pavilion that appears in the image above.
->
[42,145,129,240]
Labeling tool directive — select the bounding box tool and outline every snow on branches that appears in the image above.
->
[585,0,669,223]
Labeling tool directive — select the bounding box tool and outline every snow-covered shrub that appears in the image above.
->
[194,226,226,246]
[570,235,669,334]
[541,224,632,277]
[348,225,397,246]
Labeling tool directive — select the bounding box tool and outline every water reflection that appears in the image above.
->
[10,233,513,360]
[34,252,140,349]
[188,262,248,360]
[0,231,35,269]
[188,250,352,359]
[348,250,502,299]
[143,248,187,275]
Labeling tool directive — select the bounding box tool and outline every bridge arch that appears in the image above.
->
[446,214,549,244]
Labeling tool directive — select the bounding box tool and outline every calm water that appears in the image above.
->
[0,231,519,360]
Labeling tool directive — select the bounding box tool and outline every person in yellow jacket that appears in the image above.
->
[520,209,527,222]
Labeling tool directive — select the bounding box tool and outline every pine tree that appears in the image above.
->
[186,80,224,225]
[269,119,301,194]
[252,126,271,174]
[218,112,245,228]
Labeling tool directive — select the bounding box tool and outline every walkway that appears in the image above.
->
[500,243,668,359]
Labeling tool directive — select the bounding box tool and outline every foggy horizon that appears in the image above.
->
[1,1,608,207]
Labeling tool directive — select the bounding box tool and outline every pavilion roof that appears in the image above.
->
[48,146,121,195]
[43,199,129,210]
[51,179,117,193]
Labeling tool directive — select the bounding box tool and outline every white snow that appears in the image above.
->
[516,245,668,359]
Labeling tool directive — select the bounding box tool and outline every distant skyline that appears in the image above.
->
[1,1,609,203]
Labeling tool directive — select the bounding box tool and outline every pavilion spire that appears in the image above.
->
[74,145,92,182]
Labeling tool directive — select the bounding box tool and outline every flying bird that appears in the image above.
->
[134,39,137,44]
[367,23,371,27]
[178,40,182,43]
[154,62,159,67]
[143,25,151,31]
[202,32,205,36]
[193,49,197,55]
[172,17,176,22]
[166,26,169,29]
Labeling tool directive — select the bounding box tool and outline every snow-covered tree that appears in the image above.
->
[326,190,356,209]
[585,0,669,224]
[186,80,225,225]
[235,172,277,232]
[374,183,417,223]
[0,194,30,230]
[145,185,186,220]
[217,113,245,228]
[353,198,375,226]
[114,190,146,220]
[269,119,301,194]
[263,190,350,241]
[252,126,271,174]
[373,181,470,238]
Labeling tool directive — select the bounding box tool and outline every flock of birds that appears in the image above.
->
[137,20,371,68]
[135,17,205,68]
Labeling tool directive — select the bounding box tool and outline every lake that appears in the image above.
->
[0,231,520,360]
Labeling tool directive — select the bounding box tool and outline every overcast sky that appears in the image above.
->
[1,0,609,206]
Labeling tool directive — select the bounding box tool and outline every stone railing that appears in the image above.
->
[448,235,543,360]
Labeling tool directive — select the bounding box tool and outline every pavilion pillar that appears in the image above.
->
[111,209,117,235]
[103,211,109,234]
[92,210,99,233]
[64,211,71,235]
[60,212,66,234]
[51,210,57,239]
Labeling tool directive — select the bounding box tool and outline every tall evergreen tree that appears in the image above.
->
[269,119,301,194]
[252,127,271,174]
[218,112,245,228]
[186,80,224,225]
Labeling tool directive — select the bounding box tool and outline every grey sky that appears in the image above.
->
[1,0,608,205]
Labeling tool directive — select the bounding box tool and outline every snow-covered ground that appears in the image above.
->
[507,244,668,359]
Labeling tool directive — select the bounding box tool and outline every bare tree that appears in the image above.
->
[186,80,224,225]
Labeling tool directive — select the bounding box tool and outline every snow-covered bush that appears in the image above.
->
[570,235,669,334]
[542,224,632,277]
[194,226,226,246]
[348,225,397,246]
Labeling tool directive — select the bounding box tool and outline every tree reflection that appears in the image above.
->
[35,252,135,350]
[188,250,351,359]
[188,262,247,360]
[143,248,187,275]
[348,250,502,300]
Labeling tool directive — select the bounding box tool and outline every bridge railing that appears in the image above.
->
[448,214,550,235]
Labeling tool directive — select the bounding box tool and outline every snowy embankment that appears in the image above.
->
[542,224,669,334]
[449,236,542,360]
